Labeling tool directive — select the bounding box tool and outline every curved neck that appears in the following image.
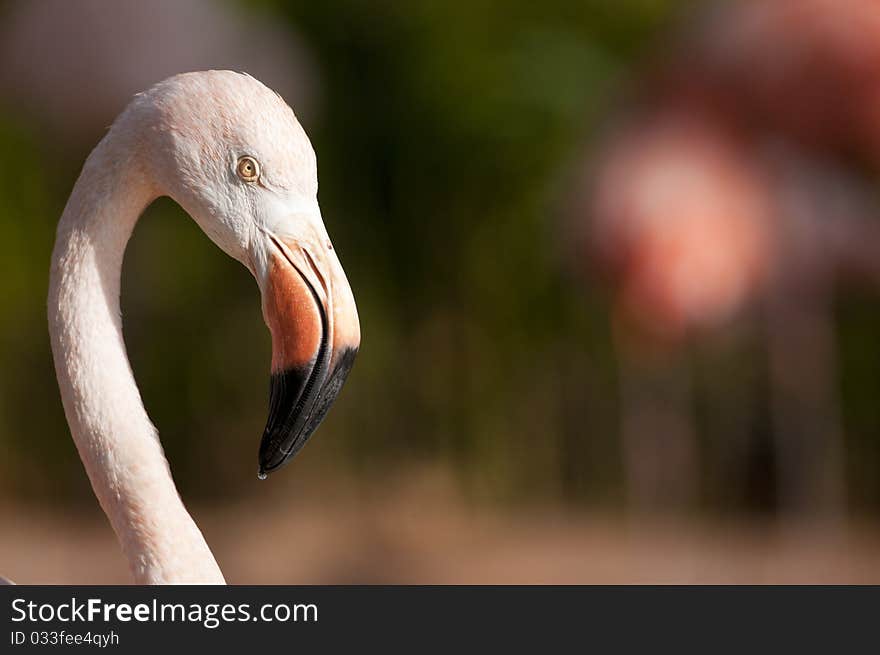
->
[48,125,225,584]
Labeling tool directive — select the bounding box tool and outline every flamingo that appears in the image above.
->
[572,0,880,516]
[37,70,360,584]
[582,113,857,516]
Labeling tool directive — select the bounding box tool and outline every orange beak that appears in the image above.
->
[256,231,360,477]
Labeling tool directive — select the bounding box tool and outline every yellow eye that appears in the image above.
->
[236,155,260,182]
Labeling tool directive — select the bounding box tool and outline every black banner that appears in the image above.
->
[1,586,876,652]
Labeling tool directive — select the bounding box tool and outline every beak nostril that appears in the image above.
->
[301,247,329,298]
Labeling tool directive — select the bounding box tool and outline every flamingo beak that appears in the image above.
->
[255,231,360,477]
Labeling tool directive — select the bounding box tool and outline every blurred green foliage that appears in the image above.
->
[1,0,879,514]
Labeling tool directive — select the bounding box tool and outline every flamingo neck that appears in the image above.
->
[48,125,225,584]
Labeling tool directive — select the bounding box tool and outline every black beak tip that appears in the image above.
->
[256,346,359,479]
[257,437,293,478]
[258,426,312,478]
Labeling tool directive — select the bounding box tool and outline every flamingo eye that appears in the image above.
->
[236,155,261,183]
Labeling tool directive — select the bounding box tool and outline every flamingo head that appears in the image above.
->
[135,71,360,477]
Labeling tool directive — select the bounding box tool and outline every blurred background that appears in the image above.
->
[2,0,880,583]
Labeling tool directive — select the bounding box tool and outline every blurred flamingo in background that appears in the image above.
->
[571,0,880,518]
[579,113,773,513]
[0,0,318,144]
[680,0,880,160]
